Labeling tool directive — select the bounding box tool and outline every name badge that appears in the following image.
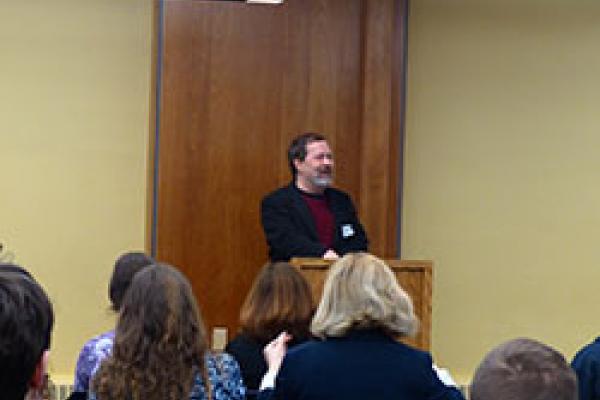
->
[341,224,355,238]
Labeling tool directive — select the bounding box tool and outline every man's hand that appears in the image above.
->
[323,249,340,260]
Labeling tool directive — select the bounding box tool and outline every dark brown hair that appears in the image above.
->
[240,262,313,344]
[0,264,54,400]
[471,338,577,400]
[287,132,327,175]
[108,251,153,311]
[93,263,210,400]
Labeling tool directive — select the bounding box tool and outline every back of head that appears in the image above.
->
[471,338,577,400]
[93,263,207,400]
[311,253,418,338]
[240,262,313,343]
[0,264,54,400]
[108,251,153,311]
[287,132,327,175]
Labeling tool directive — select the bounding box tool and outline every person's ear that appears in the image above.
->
[293,158,303,171]
[30,350,49,389]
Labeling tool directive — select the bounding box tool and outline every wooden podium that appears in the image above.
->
[290,258,432,350]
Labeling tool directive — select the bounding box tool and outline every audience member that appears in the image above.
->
[0,263,54,400]
[91,263,245,400]
[259,253,463,400]
[226,262,313,399]
[72,251,153,396]
[471,337,577,400]
[571,337,600,400]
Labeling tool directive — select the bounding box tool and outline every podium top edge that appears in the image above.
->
[289,257,433,269]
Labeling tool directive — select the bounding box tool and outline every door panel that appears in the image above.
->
[155,0,406,338]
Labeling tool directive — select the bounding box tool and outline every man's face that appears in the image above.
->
[295,140,334,191]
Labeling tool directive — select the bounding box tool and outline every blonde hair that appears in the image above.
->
[311,253,418,338]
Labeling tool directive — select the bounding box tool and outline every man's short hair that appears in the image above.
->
[471,338,577,400]
[287,132,327,175]
[0,264,54,400]
[108,251,153,311]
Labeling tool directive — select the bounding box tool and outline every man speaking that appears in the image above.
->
[261,133,368,261]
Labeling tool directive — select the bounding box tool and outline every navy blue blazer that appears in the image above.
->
[258,330,464,400]
[261,183,368,261]
[571,337,600,400]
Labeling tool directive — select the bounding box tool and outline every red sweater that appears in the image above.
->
[301,192,334,249]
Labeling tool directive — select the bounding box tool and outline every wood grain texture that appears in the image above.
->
[389,259,432,350]
[154,0,406,341]
[389,0,408,256]
[291,258,432,350]
[360,0,407,258]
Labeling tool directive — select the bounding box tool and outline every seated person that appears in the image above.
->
[259,253,463,400]
[72,251,153,396]
[0,264,54,400]
[226,262,313,399]
[91,263,245,400]
[471,337,577,400]
[571,337,600,400]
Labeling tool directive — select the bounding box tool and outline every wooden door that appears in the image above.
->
[154,0,407,341]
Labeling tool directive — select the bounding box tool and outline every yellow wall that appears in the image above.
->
[404,0,600,383]
[5,0,600,386]
[0,0,152,379]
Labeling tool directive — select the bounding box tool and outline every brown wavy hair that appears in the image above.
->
[92,263,210,400]
[239,262,313,344]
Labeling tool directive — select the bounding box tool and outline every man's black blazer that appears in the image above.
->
[260,183,368,261]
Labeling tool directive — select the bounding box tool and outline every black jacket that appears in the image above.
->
[257,330,465,400]
[260,183,368,261]
[225,333,309,400]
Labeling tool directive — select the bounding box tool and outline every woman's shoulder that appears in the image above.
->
[226,333,262,353]
[206,351,242,372]
[192,352,245,400]
[286,332,432,364]
[573,337,600,365]
[79,330,115,354]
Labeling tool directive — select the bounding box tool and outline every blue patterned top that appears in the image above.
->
[190,352,246,400]
[88,352,246,400]
[73,330,115,392]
